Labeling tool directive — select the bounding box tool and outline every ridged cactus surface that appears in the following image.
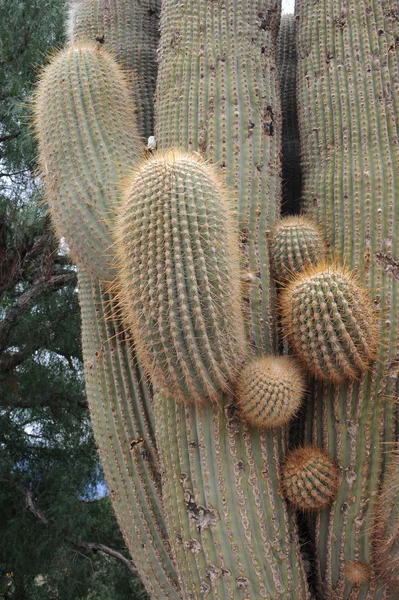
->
[151,2,309,597]
[373,452,399,590]
[281,265,379,383]
[276,14,301,214]
[32,0,399,597]
[116,151,246,404]
[296,0,399,596]
[235,356,306,429]
[69,0,160,138]
[78,270,180,598]
[271,216,327,281]
[34,44,142,280]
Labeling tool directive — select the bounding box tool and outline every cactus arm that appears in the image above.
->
[34,44,142,280]
[34,25,181,596]
[296,0,399,596]
[70,0,161,139]
[78,269,181,597]
[116,151,246,404]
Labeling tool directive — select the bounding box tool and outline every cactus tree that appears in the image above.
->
[33,0,399,598]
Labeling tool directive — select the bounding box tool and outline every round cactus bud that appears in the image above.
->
[235,356,306,429]
[280,264,379,382]
[115,150,246,404]
[344,561,371,585]
[270,216,327,280]
[281,446,340,511]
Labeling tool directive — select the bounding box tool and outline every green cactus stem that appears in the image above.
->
[151,1,309,597]
[296,0,399,595]
[373,452,399,590]
[281,446,340,511]
[34,44,143,280]
[235,356,306,429]
[281,264,379,383]
[116,150,246,404]
[155,0,283,354]
[69,0,160,139]
[77,269,180,598]
[270,216,328,281]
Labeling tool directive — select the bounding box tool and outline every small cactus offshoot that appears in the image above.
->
[280,264,378,382]
[344,561,371,586]
[281,446,340,511]
[270,216,327,280]
[235,356,306,429]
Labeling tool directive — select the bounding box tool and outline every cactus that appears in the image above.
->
[270,216,328,281]
[281,446,340,511]
[34,44,142,280]
[281,264,379,382]
[116,150,246,404]
[296,0,399,596]
[69,0,160,139]
[235,356,306,429]
[32,0,399,598]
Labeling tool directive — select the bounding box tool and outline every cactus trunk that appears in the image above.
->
[151,1,309,597]
[296,0,399,596]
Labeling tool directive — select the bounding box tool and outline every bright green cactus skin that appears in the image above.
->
[34,44,142,280]
[296,0,399,596]
[270,216,327,281]
[69,0,160,139]
[116,151,246,404]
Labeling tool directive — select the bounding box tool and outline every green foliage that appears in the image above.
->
[0,0,67,173]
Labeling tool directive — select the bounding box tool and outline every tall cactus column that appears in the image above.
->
[149,1,309,598]
[34,42,181,598]
[296,0,399,597]
[69,0,161,139]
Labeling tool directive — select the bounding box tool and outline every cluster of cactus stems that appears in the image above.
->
[32,0,399,598]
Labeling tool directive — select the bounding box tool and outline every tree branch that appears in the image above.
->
[0,132,21,143]
[68,539,139,575]
[24,490,138,576]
